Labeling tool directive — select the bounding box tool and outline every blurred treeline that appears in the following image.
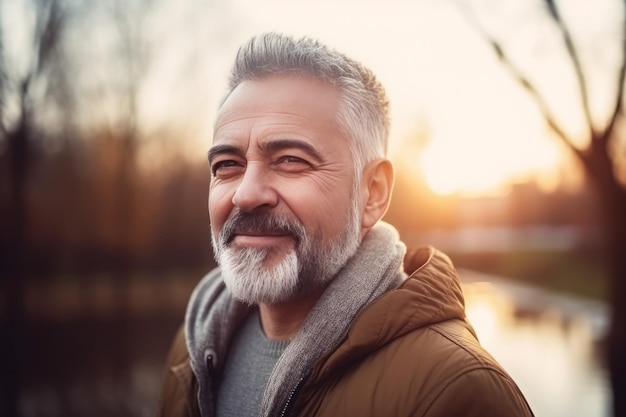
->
[0,136,214,278]
[0,124,215,416]
[0,0,229,415]
[0,131,602,284]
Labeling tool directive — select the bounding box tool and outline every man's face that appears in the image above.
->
[208,75,362,305]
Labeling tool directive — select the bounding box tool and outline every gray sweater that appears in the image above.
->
[215,310,290,417]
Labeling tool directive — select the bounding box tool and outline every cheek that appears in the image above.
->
[208,185,233,227]
[280,180,353,233]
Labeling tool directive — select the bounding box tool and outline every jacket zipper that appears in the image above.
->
[206,353,215,378]
[201,353,216,417]
[280,369,311,417]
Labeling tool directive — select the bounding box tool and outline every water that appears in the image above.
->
[16,272,612,416]
[461,270,611,417]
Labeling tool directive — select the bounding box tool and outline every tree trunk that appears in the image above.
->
[601,185,626,417]
[586,141,626,416]
[1,117,29,417]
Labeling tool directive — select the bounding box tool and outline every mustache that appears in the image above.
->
[219,210,306,245]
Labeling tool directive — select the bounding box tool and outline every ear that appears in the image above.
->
[360,158,394,229]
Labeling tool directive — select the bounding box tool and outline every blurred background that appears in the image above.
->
[1,0,624,416]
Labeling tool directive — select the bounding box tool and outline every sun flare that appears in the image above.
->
[419,111,564,197]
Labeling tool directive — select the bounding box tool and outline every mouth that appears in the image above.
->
[230,232,294,248]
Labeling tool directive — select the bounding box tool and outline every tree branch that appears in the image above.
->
[457,1,586,163]
[35,0,64,77]
[603,0,626,140]
[544,0,596,140]
[0,25,6,136]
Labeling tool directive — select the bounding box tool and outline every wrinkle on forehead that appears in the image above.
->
[211,75,347,160]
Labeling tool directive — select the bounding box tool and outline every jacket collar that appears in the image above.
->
[311,246,468,380]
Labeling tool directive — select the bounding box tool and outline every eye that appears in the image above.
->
[211,160,243,177]
[275,155,311,169]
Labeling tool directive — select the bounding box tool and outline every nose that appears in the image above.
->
[231,163,278,212]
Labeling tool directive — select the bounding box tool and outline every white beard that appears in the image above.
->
[212,199,361,305]
[219,245,300,305]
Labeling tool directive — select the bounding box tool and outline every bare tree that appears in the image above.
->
[459,0,626,414]
[0,0,69,415]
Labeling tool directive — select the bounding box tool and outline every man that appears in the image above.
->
[157,33,534,417]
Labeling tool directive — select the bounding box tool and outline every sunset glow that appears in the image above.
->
[47,0,586,197]
[218,0,579,197]
[419,124,564,196]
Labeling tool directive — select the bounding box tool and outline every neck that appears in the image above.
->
[258,288,324,340]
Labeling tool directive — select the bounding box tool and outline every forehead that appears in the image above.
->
[213,75,345,144]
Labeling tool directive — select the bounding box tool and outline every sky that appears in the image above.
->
[5,0,619,196]
[192,0,600,196]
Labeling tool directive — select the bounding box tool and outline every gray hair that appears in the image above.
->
[224,32,390,177]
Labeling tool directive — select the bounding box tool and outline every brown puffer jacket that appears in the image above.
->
[156,247,534,417]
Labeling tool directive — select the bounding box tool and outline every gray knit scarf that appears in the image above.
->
[260,222,406,416]
[185,221,407,417]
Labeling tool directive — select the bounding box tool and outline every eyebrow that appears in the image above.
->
[207,144,244,164]
[261,139,325,164]
[208,139,326,164]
